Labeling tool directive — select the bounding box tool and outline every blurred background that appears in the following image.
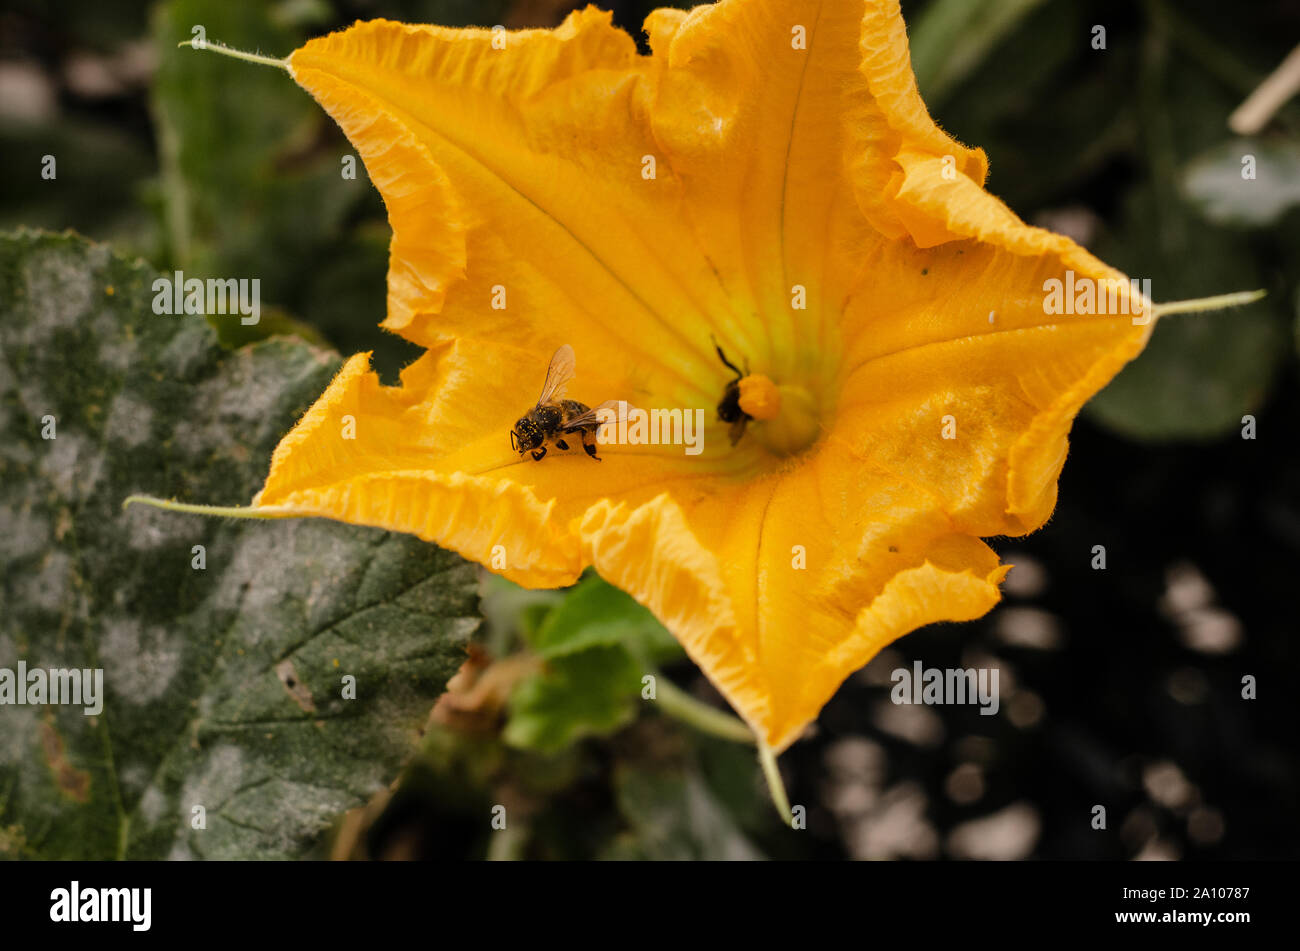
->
[1,0,1297,859]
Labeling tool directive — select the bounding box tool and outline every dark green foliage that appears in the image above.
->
[0,231,479,858]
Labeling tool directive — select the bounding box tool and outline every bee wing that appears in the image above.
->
[728,418,748,446]
[562,399,633,432]
[536,344,576,407]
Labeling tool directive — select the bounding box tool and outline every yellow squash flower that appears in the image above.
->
[247,0,1156,753]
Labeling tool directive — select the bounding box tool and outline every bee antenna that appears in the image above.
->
[510,430,518,452]
[710,335,743,378]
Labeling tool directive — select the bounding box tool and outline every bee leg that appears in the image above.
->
[531,446,547,461]
[580,429,601,461]
[555,439,570,451]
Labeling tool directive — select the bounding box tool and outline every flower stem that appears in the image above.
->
[757,741,792,826]
[644,677,796,823]
[651,676,755,745]
[122,495,295,519]
[1152,289,1267,318]
[178,39,289,72]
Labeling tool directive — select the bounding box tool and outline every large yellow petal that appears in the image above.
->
[834,159,1152,537]
[642,0,988,377]
[254,341,755,588]
[288,9,742,410]
[578,435,1007,751]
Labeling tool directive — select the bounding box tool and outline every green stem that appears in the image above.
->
[153,82,190,267]
[178,39,289,72]
[644,674,796,824]
[757,741,792,826]
[1153,289,1267,318]
[122,495,296,519]
[652,676,755,745]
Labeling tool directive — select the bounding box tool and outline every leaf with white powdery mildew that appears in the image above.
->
[0,230,480,859]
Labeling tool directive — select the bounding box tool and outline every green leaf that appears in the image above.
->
[0,119,157,256]
[908,0,1049,108]
[151,0,383,352]
[918,0,1140,212]
[476,572,564,658]
[606,761,764,861]
[1086,192,1286,442]
[498,572,685,754]
[1079,13,1289,442]
[1083,7,1289,442]
[502,647,643,756]
[1182,138,1300,228]
[0,230,479,859]
[529,572,683,664]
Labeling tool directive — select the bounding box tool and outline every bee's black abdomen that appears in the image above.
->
[712,343,753,446]
[717,381,745,423]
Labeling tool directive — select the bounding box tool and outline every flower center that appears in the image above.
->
[738,374,820,456]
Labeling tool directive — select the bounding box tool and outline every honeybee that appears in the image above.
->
[712,337,752,446]
[510,344,621,462]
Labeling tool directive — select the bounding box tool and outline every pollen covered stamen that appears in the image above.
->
[739,375,820,457]
[738,374,781,420]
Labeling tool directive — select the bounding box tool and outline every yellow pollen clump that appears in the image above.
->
[740,375,820,457]
[738,374,781,420]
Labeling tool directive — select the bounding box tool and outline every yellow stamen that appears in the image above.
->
[738,374,781,420]
[740,376,820,457]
